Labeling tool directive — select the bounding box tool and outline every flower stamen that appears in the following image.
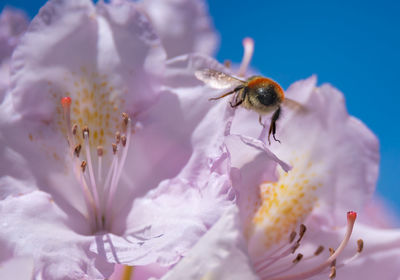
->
[256,224,306,275]
[292,253,303,264]
[60,96,134,232]
[72,123,78,136]
[264,211,358,280]
[329,266,336,279]
[105,116,132,228]
[238,37,254,77]
[83,127,101,226]
[337,239,364,268]
[74,144,82,158]
[97,146,103,182]
[289,231,297,243]
[81,160,87,173]
[115,131,121,145]
[314,245,324,256]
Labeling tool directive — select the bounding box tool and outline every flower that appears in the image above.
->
[236,75,379,259]
[0,8,28,102]
[161,206,400,280]
[105,40,294,280]
[0,0,232,279]
[154,39,400,280]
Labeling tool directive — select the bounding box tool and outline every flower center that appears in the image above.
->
[61,92,133,233]
[246,155,321,255]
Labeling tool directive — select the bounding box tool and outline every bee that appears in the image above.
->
[195,68,300,144]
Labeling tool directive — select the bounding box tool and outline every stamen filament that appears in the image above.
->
[108,153,120,209]
[105,117,131,228]
[260,253,305,280]
[61,97,134,232]
[97,146,103,182]
[255,232,296,267]
[115,119,131,188]
[256,225,304,274]
[102,152,118,209]
[78,165,98,228]
[337,239,364,267]
[105,151,120,228]
[267,211,357,280]
[258,245,295,276]
[83,130,101,217]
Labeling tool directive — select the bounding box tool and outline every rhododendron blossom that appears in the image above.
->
[159,40,400,280]
[0,0,232,279]
[1,0,400,280]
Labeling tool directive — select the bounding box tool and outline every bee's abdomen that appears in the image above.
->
[247,77,285,106]
[255,85,280,106]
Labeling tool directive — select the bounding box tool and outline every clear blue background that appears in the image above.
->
[2,0,400,213]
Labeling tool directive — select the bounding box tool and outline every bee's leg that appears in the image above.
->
[209,86,244,101]
[230,90,244,108]
[258,115,266,128]
[230,98,243,108]
[268,107,281,145]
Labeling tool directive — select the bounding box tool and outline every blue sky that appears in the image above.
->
[2,0,400,214]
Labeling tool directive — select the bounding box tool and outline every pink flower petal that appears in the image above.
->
[273,78,379,225]
[92,148,235,266]
[138,0,218,58]
[0,8,28,63]
[0,0,233,277]
[0,8,28,102]
[0,257,34,280]
[1,0,167,221]
[161,206,258,280]
[0,191,113,279]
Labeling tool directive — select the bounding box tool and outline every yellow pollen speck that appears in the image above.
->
[249,156,322,251]
[52,68,126,149]
[28,133,33,141]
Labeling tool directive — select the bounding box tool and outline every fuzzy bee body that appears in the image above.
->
[238,76,284,115]
[195,68,292,144]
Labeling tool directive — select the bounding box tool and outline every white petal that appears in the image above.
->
[92,150,235,266]
[161,206,258,280]
[139,0,218,58]
[0,257,34,280]
[0,191,113,279]
[274,78,379,225]
[0,8,28,63]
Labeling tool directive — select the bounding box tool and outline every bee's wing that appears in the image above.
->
[195,68,245,89]
[282,98,307,113]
